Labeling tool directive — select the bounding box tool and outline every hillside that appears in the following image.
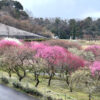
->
[0,23,45,39]
[0,0,28,19]
[0,0,53,38]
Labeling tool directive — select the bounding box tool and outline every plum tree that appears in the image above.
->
[29,58,48,87]
[90,61,100,78]
[1,45,34,81]
[35,44,69,86]
[64,53,85,92]
[0,38,23,77]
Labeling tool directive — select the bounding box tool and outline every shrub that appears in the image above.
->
[42,96,60,100]
[22,87,43,97]
[13,82,23,89]
[13,82,43,97]
[1,77,9,84]
[46,96,53,100]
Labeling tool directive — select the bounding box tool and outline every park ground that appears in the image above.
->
[0,39,100,100]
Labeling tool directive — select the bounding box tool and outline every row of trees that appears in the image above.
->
[2,15,100,40]
[0,38,100,100]
[0,39,84,87]
[1,0,100,39]
[30,17,100,39]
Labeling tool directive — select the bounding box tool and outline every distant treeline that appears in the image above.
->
[31,17,100,40]
[0,0,100,39]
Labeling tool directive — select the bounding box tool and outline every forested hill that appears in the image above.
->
[0,0,100,39]
[31,17,100,40]
[0,0,28,19]
[0,0,53,38]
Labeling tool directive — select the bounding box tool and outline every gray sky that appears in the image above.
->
[17,0,100,19]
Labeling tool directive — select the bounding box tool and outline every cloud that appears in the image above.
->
[17,0,53,7]
[17,0,100,19]
[17,0,76,18]
[17,0,75,8]
[25,0,50,6]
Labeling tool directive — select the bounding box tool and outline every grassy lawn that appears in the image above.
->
[0,70,100,100]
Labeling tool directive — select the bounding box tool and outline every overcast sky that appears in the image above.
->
[17,0,100,19]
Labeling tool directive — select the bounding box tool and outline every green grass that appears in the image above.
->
[0,70,100,100]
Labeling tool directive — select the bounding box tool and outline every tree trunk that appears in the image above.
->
[8,70,12,78]
[89,94,92,100]
[59,72,62,78]
[43,71,45,77]
[48,74,53,86]
[35,74,39,87]
[69,86,73,92]
[15,67,26,82]
[19,77,23,82]
[18,71,26,82]
[34,72,37,80]
[66,75,69,86]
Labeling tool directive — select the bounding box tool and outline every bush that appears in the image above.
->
[13,82,23,89]
[1,77,9,84]
[46,96,53,100]
[13,82,43,97]
[42,96,60,100]
[22,87,43,97]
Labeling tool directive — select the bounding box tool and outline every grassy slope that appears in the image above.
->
[0,40,100,100]
[0,71,100,100]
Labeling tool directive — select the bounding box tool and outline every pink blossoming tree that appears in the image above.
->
[0,38,22,47]
[90,61,100,77]
[36,45,69,86]
[0,38,22,55]
[65,53,85,92]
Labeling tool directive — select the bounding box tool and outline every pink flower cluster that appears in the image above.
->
[0,38,85,73]
[90,61,100,75]
[0,38,22,48]
[36,45,69,66]
[29,42,85,71]
[66,53,85,70]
